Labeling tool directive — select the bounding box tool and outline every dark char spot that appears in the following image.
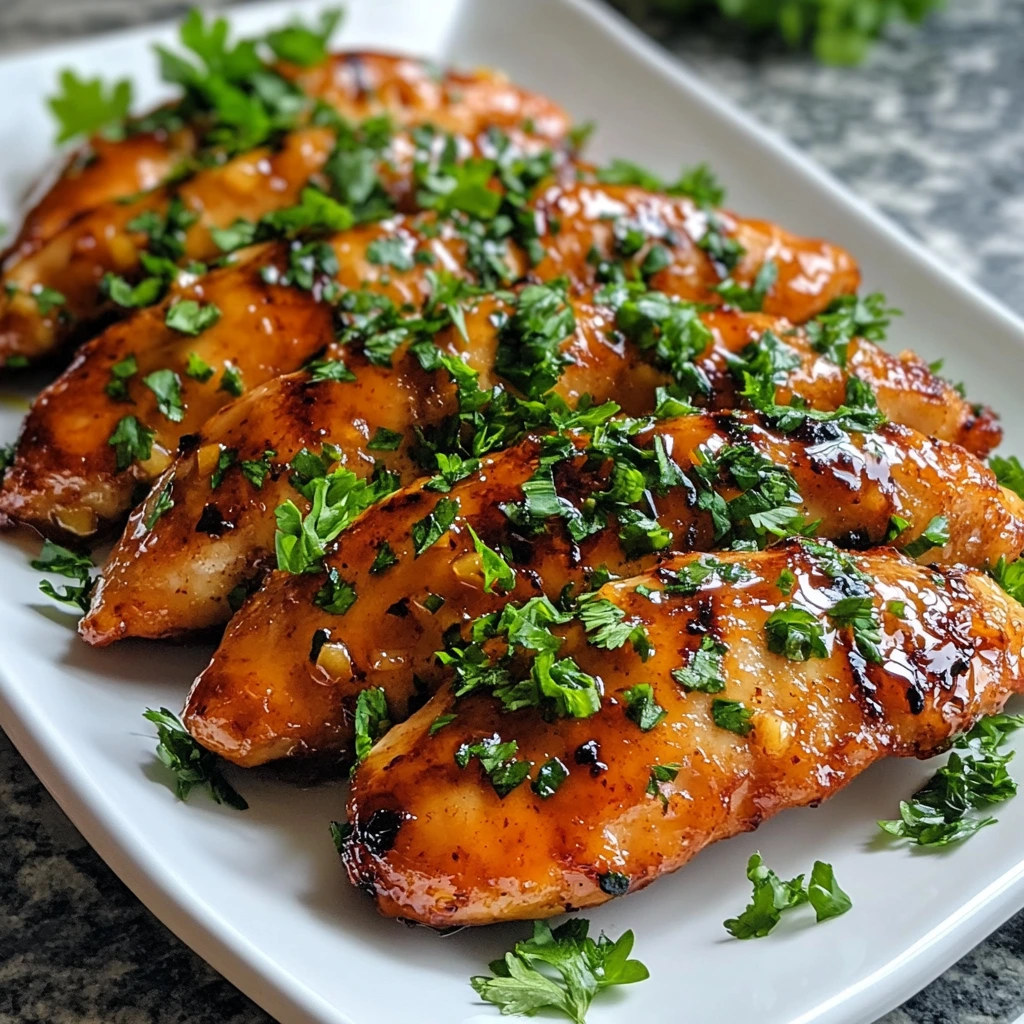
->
[196,503,233,536]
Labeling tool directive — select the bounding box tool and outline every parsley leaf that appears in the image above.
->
[623,683,666,731]
[712,698,753,736]
[495,281,576,398]
[143,368,185,422]
[275,466,398,574]
[314,568,357,616]
[32,540,96,613]
[108,415,155,471]
[765,606,827,661]
[724,853,851,939]
[185,351,215,382]
[369,540,398,575]
[411,496,459,557]
[532,758,569,799]
[878,714,1024,847]
[143,707,247,809]
[671,636,727,692]
[352,687,390,772]
[902,514,949,559]
[48,70,132,143]
[456,734,531,797]
[105,354,138,401]
[467,525,516,593]
[165,299,221,336]
[265,8,342,66]
[471,919,649,1024]
[992,454,1024,500]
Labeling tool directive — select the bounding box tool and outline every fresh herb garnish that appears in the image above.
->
[165,299,221,336]
[143,368,185,422]
[352,687,390,773]
[32,540,96,613]
[314,568,357,615]
[471,919,649,1024]
[724,853,851,939]
[878,714,1024,847]
[671,636,727,692]
[47,70,132,143]
[902,514,949,559]
[143,707,247,809]
[108,415,155,471]
[456,734,531,797]
[411,496,459,557]
[623,683,666,732]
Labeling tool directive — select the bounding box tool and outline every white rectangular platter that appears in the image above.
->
[2,2,1024,1023]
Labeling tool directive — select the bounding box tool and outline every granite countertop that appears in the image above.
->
[2,1,1024,1022]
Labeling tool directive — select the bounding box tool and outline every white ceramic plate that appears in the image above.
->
[3,2,1024,1023]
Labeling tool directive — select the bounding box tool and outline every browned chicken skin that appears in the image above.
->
[77,283,1002,648]
[1,173,880,541]
[0,58,571,368]
[341,544,1024,926]
[180,414,1024,769]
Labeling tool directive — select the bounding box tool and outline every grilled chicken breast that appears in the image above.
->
[180,415,1024,769]
[7,53,542,263]
[1,174,876,541]
[78,282,999,647]
[341,544,1024,925]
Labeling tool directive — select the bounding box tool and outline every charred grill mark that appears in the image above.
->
[196,503,233,536]
[177,432,201,455]
[309,627,331,664]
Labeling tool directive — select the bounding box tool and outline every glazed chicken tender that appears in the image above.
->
[341,544,1024,926]
[181,414,1024,769]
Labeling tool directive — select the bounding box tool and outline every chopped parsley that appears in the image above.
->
[711,698,753,736]
[366,426,403,451]
[623,683,666,731]
[105,354,138,401]
[494,280,576,399]
[532,758,569,799]
[32,540,96,613]
[144,479,175,531]
[805,292,897,367]
[765,606,828,661]
[991,454,1024,500]
[878,713,1024,847]
[165,299,221,336]
[240,449,275,489]
[411,496,459,557]
[467,525,515,593]
[275,464,398,574]
[218,362,245,397]
[47,70,132,143]
[143,707,247,809]
[724,853,851,939]
[314,568,357,615]
[646,762,682,810]
[185,351,215,382]
[471,919,649,1024]
[671,636,727,692]
[108,415,155,471]
[455,734,531,798]
[714,259,777,312]
[369,540,399,575]
[902,514,949,559]
[352,687,390,773]
[143,368,185,422]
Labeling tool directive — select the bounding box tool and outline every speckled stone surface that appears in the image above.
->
[1,2,1024,1023]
